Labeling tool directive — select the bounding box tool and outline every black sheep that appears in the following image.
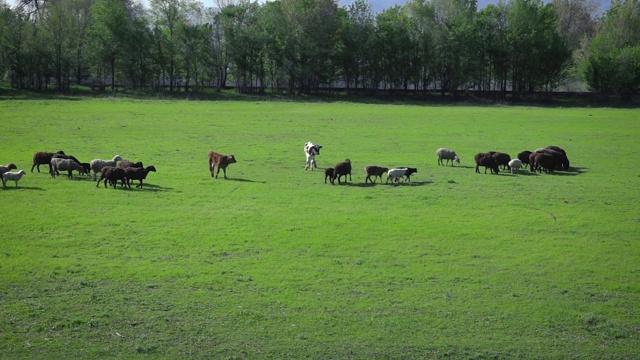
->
[492,152,512,170]
[517,151,532,169]
[474,153,500,174]
[331,159,352,185]
[123,166,157,188]
[96,166,126,189]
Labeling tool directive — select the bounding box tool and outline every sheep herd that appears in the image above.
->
[1,144,571,190]
[0,150,156,189]
[305,144,571,186]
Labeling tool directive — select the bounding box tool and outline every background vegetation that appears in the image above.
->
[0,0,639,99]
[1,97,639,358]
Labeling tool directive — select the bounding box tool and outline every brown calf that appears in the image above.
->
[208,151,237,179]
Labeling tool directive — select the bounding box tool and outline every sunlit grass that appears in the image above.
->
[1,98,638,358]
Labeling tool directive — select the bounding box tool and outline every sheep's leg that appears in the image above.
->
[210,165,216,178]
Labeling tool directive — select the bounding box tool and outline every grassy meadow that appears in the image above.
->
[1,96,639,359]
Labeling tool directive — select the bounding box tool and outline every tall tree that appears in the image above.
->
[582,0,640,96]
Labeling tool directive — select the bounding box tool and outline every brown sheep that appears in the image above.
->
[364,165,389,184]
[31,151,65,173]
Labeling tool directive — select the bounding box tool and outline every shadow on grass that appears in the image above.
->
[225,178,266,184]
[1,186,45,191]
[332,180,433,187]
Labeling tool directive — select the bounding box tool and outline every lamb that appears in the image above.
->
[474,153,500,174]
[364,165,389,184]
[386,167,417,184]
[90,155,123,181]
[123,166,156,188]
[50,158,86,179]
[31,151,65,173]
[96,166,126,188]
[508,159,523,174]
[1,163,18,187]
[331,159,352,185]
[436,148,460,166]
[3,170,26,188]
[324,168,334,184]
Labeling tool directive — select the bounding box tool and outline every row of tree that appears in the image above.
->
[0,0,638,99]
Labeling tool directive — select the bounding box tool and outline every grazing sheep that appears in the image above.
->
[533,148,569,172]
[3,170,26,188]
[50,158,85,179]
[331,159,352,185]
[324,168,334,184]
[123,166,156,188]
[474,153,500,174]
[517,151,532,169]
[96,166,126,188]
[436,148,460,166]
[90,155,123,181]
[508,159,523,174]
[491,152,512,170]
[118,159,144,169]
[1,163,18,187]
[31,151,65,173]
[208,151,237,179]
[364,165,389,184]
[546,146,570,170]
[304,142,322,170]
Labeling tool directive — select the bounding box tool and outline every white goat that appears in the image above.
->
[90,155,123,181]
[3,170,26,188]
[436,148,460,166]
[508,159,523,174]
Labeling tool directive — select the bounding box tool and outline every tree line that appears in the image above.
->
[0,0,638,99]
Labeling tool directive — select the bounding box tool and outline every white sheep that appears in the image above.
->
[508,159,523,174]
[386,168,417,184]
[1,163,18,188]
[436,148,460,166]
[90,155,123,181]
[3,170,26,188]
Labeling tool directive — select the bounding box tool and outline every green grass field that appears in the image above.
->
[1,97,639,359]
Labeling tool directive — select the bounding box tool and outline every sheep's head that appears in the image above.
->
[17,170,26,176]
[113,155,123,162]
[146,166,157,172]
[227,155,237,164]
[454,156,460,164]
[7,163,17,170]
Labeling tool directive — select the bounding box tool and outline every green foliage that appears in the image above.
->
[582,0,640,96]
[1,98,639,358]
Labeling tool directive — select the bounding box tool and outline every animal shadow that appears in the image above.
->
[1,186,45,191]
[226,178,266,184]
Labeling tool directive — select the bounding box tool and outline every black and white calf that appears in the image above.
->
[304,142,322,170]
